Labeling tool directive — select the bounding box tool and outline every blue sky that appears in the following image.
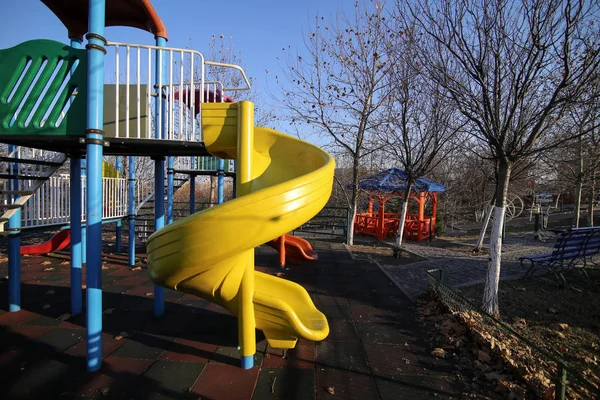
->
[1,0,352,135]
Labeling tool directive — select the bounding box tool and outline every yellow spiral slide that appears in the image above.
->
[146,101,334,368]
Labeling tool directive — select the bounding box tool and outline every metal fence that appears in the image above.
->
[427,269,599,400]
[292,206,350,241]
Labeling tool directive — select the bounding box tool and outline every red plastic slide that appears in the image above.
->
[20,229,71,255]
[267,234,318,267]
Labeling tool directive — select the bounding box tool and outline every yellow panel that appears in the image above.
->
[146,101,335,349]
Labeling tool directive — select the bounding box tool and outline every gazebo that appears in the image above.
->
[354,168,446,241]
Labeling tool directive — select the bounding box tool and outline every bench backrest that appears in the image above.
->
[553,227,600,258]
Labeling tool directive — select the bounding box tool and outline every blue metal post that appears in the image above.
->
[85,0,106,372]
[189,157,195,214]
[115,157,122,252]
[217,159,225,204]
[167,156,174,224]
[81,158,87,265]
[7,145,20,312]
[232,161,237,199]
[153,35,167,317]
[69,36,84,316]
[128,156,136,266]
[69,154,83,315]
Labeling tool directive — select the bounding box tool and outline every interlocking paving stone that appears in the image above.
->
[253,367,315,400]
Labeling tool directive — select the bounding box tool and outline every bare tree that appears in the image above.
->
[403,0,600,315]
[277,1,394,244]
[380,30,462,253]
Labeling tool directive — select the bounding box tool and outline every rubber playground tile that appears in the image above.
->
[5,357,73,399]
[312,294,350,307]
[375,376,446,400]
[192,362,261,400]
[363,342,424,379]
[143,311,196,335]
[253,367,315,400]
[159,336,218,363]
[22,314,63,327]
[139,360,206,399]
[262,342,314,369]
[0,309,38,326]
[102,284,134,294]
[68,356,154,398]
[109,331,173,360]
[212,344,265,367]
[356,322,414,345]
[316,304,353,321]
[65,330,127,358]
[122,284,155,297]
[0,348,23,368]
[350,304,399,324]
[8,324,56,340]
[315,340,370,373]
[315,368,379,400]
[34,327,84,354]
[327,319,360,342]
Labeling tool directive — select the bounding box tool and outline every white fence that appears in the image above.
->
[21,174,129,229]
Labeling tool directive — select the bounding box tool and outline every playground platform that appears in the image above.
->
[0,237,470,400]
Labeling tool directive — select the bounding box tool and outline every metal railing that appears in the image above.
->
[427,269,600,400]
[293,206,350,241]
[105,42,250,142]
[21,174,129,228]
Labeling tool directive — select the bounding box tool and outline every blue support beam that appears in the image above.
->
[218,159,225,204]
[81,158,87,265]
[115,157,123,252]
[69,155,83,315]
[7,145,20,312]
[85,0,106,372]
[153,35,167,317]
[167,156,174,224]
[69,37,84,316]
[128,156,136,266]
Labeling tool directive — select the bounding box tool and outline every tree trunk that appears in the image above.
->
[347,155,361,246]
[589,169,596,227]
[394,183,413,257]
[475,198,495,252]
[483,160,511,317]
[573,138,583,228]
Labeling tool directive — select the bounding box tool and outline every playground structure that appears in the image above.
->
[354,168,446,242]
[0,0,334,372]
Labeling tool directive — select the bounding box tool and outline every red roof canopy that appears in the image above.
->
[41,0,167,40]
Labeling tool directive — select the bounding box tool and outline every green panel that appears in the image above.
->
[0,39,88,136]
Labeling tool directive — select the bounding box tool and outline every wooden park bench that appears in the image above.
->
[519,227,600,284]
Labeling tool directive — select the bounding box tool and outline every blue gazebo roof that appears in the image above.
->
[357,168,446,193]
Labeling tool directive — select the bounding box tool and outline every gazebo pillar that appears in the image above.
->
[377,198,386,240]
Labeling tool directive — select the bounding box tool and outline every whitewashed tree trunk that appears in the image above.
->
[483,205,506,316]
[395,200,409,249]
[483,161,511,316]
[394,183,412,257]
[589,169,596,227]
[574,138,583,228]
[348,203,357,245]
[475,201,494,252]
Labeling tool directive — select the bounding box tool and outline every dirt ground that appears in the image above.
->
[347,237,600,398]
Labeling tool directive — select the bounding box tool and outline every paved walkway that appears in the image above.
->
[0,238,478,400]
[380,235,555,300]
